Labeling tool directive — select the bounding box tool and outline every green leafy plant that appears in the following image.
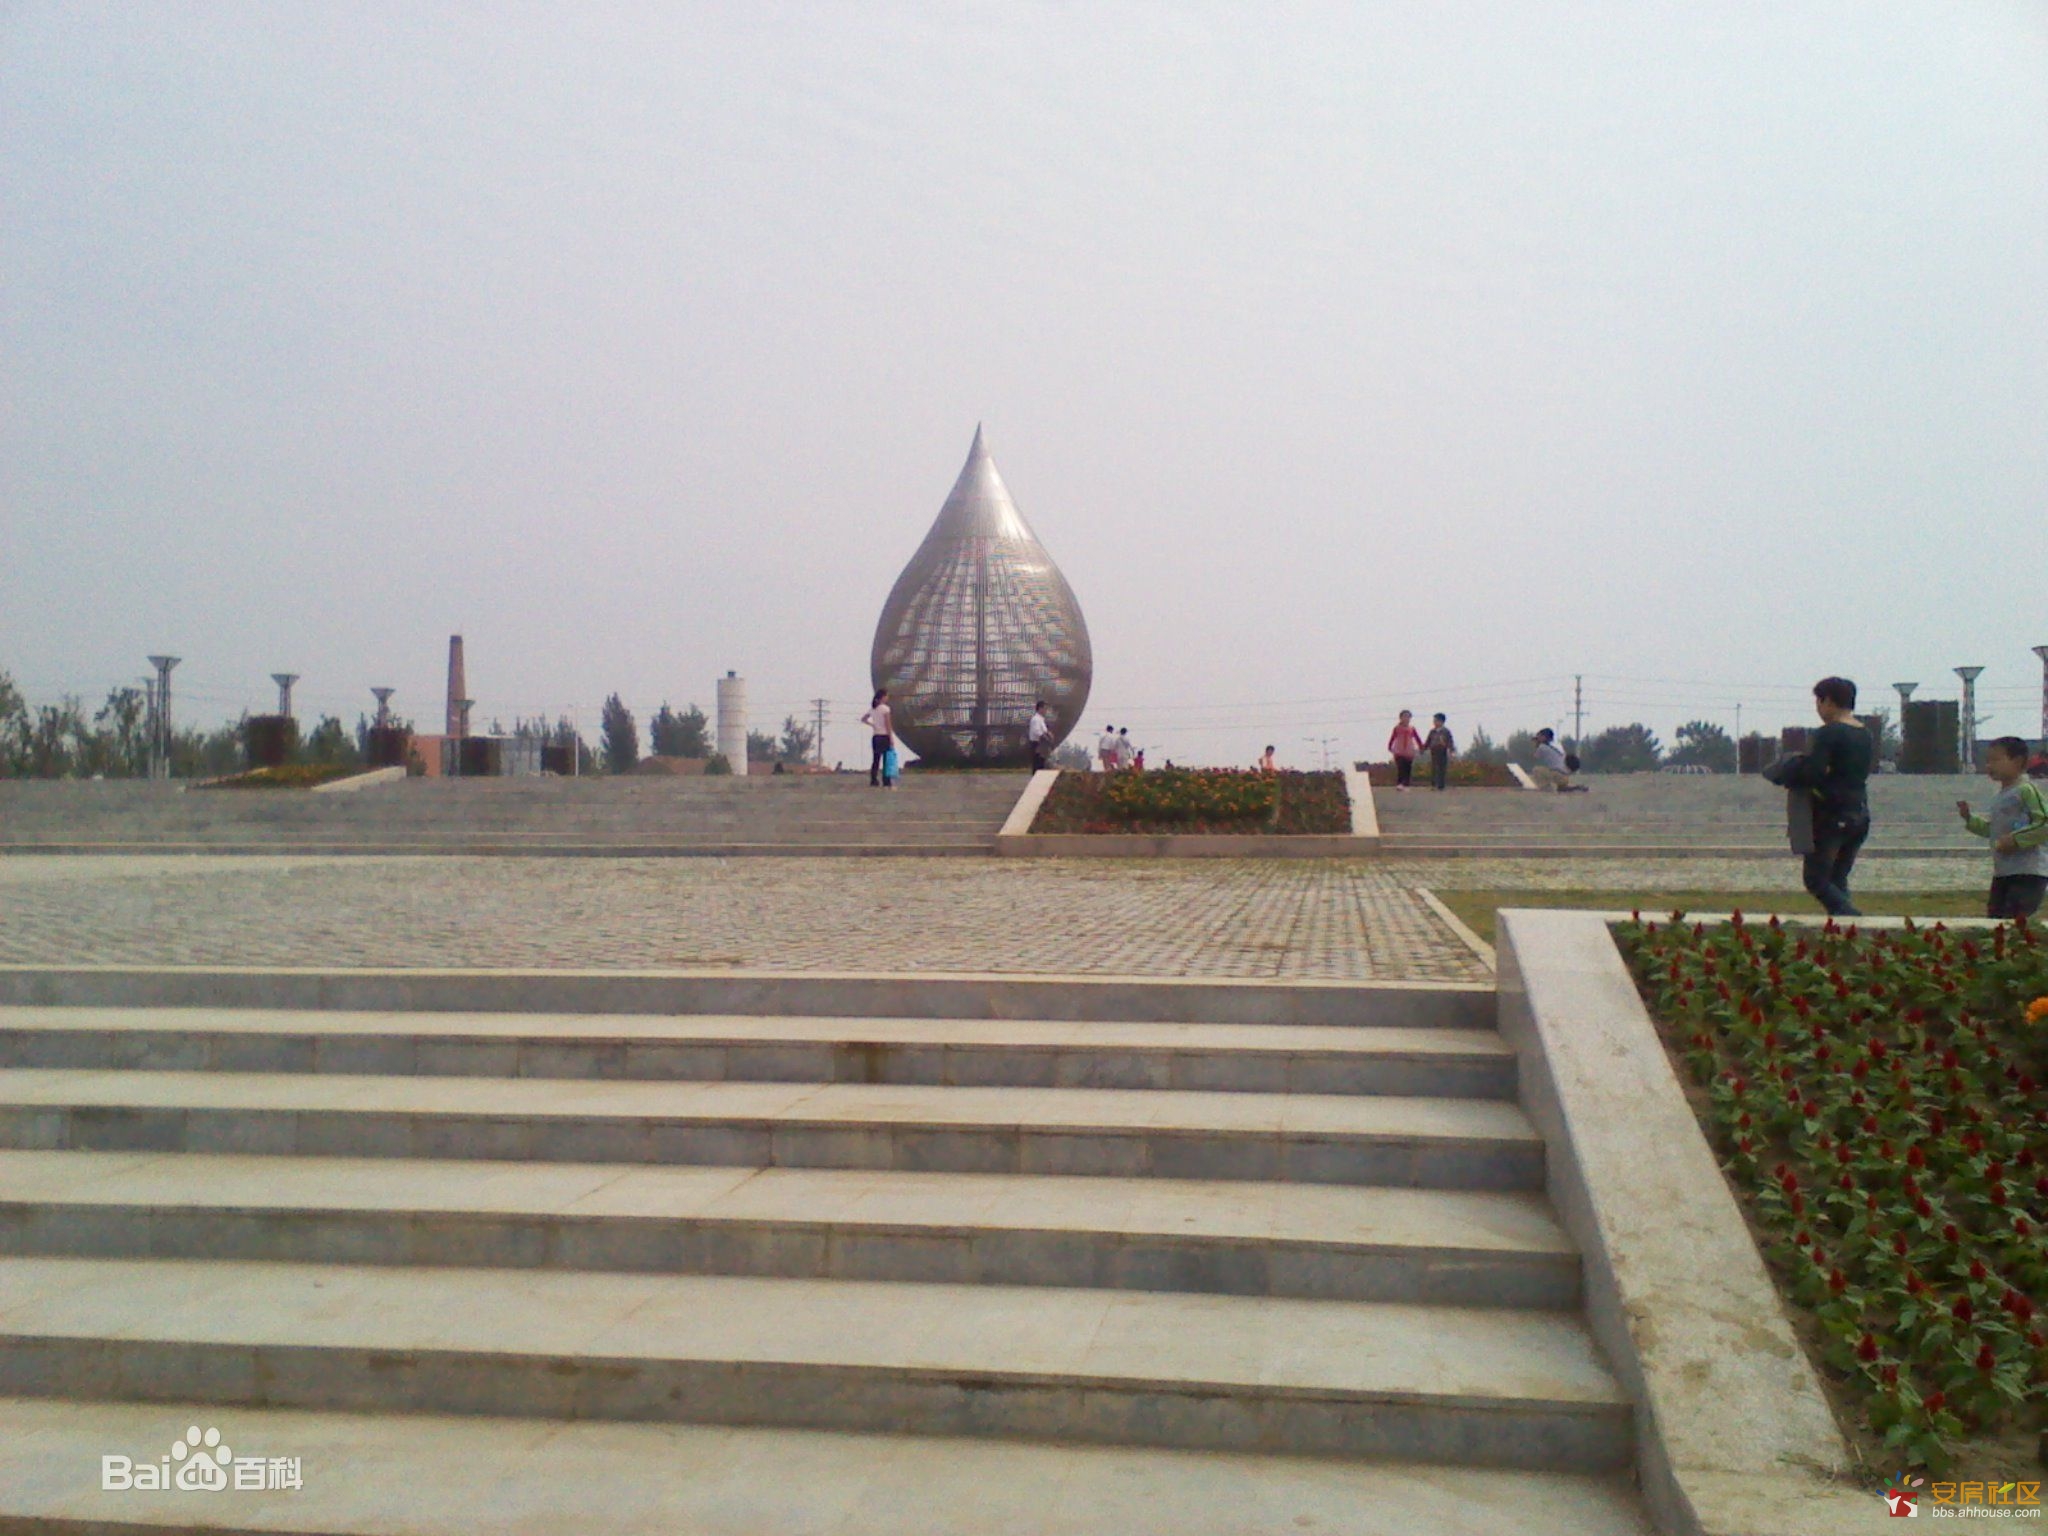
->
[1619,913,2047,1471]
[1034,769,1348,834]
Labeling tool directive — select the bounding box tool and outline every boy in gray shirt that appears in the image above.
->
[1956,736,2048,919]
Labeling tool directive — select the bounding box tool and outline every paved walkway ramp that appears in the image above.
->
[0,774,1027,856]
[1377,772,1981,855]
[0,978,1654,1533]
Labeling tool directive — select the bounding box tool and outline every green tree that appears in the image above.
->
[0,670,27,775]
[649,702,712,758]
[776,714,816,765]
[1666,719,1737,773]
[1051,742,1091,771]
[600,694,639,774]
[1582,722,1663,774]
[24,699,85,778]
[300,715,363,768]
[1864,708,1902,765]
[1502,729,1542,765]
[1463,726,1502,767]
[84,686,150,777]
[170,721,244,779]
[746,729,777,763]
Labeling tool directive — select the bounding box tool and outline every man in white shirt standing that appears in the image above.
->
[1027,701,1054,771]
[1098,725,1121,772]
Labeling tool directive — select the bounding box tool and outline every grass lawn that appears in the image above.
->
[1436,889,1991,946]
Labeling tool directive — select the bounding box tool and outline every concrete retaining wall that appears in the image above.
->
[1495,910,1879,1536]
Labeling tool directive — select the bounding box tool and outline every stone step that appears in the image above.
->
[0,1257,1634,1469]
[0,1008,1518,1099]
[2,842,1001,859]
[0,1150,1580,1307]
[0,971,1496,1030]
[0,1071,1544,1188]
[0,1396,1660,1534]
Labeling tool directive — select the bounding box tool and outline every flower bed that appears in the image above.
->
[1619,912,2047,1473]
[197,764,366,790]
[1033,768,1349,835]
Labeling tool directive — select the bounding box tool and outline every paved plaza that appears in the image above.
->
[0,853,1980,982]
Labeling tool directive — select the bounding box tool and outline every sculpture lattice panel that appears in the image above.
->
[871,428,1092,765]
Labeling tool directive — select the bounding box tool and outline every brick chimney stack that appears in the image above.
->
[445,635,466,738]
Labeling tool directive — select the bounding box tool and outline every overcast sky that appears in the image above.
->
[4,2,2045,767]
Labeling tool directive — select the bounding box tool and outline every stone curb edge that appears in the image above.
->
[1495,910,1886,1536]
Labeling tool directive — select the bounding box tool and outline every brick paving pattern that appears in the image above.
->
[0,854,1981,983]
[0,857,1484,982]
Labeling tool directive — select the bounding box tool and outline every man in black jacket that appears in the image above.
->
[1778,677,1874,916]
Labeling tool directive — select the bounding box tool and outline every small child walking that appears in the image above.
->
[1956,735,2048,918]
[1386,711,1423,791]
[1423,714,1455,792]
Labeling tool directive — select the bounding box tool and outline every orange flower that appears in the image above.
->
[2028,996,2048,1025]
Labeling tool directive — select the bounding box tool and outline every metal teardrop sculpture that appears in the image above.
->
[871,428,1092,765]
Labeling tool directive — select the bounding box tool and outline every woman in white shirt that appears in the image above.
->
[861,690,894,787]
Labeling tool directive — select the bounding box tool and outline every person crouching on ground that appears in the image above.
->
[1531,728,1586,792]
[1957,735,2048,919]
[1778,676,1873,917]
[1423,714,1455,791]
[1386,711,1423,790]
[1027,701,1053,772]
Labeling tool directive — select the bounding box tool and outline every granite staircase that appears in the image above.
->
[0,977,1655,1534]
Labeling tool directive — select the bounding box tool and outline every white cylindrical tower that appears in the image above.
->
[716,671,747,772]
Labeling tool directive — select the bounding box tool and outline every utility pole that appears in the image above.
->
[1734,704,1742,774]
[1954,667,1984,770]
[271,673,299,719]
[2032,647,2048,749]
[810,697,830,767]
[146,655,179,781]
[1572,675,1584,754]
[1302,736,1336,771]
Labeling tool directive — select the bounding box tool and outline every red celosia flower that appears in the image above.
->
[1925,1391,1945,1413]
[1952,1297,1974,1323]
[1969,1259,1988,1282]
[1829,1269,1848,1295]
[1855,1333,1879,1362]
[1906,1145,1926,1169]
[1974,1343,1996,1372]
